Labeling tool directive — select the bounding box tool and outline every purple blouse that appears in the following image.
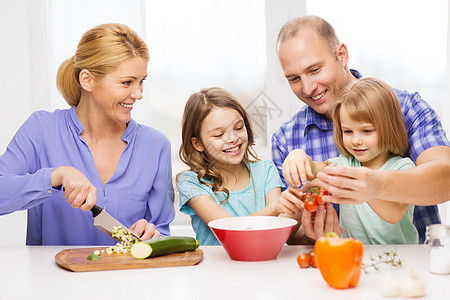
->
[0,107,174,245]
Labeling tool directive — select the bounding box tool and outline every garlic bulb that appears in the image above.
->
[398,268,425,298]
[380,272,399,297]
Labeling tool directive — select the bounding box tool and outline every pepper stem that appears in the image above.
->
[326,232,340,238]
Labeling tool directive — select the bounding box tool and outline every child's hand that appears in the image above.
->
[282,149,315,187]
[278,186,304,215]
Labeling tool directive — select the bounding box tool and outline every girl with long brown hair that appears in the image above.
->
[178,87,283,245]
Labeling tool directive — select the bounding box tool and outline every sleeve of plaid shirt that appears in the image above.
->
[396,89,450,243]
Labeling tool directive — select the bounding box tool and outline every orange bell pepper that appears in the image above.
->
[314,233,364,289]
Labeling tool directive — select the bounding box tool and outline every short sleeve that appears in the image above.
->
[388,157,416,171]
[263,160,284,195]
[328,155,347,167]
[177,171,212,216]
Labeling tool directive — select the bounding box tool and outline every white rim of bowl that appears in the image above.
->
[208,216,298,231]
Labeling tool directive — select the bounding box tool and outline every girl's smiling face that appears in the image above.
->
[340,105,389,169]
[192,107,248,169]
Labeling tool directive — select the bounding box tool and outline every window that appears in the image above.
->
[145,0,267,175]
[307,0,447,115]
[306,0,449,224]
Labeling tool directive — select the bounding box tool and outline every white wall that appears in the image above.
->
[264,0,306,139]
[0,0,34,245]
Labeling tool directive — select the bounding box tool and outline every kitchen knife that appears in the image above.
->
[91,205,141,242]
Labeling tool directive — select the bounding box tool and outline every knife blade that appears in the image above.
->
[91,205,141,242]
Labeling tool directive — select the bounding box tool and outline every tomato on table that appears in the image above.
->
[309,251,317,268]
[297,253,310,268]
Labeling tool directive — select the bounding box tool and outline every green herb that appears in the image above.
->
[362,250,402,273]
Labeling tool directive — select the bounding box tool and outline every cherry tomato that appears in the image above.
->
[313,194,325,205]
[301,192,312,202]
[309,251,317,268]
[297,253,310,268]
[313,187,328,205]
[304,199,318,212]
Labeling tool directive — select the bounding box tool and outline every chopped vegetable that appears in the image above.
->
[87,254,101,261]
[87,225,139,259]
[111,225,139,248]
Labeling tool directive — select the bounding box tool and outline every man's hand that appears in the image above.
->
[302,203,342,240]
[316,165,380,205]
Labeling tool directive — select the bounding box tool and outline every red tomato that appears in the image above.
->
[313,187,328,205]
[301,192,312,202]
[304,200,318,212]
[297,253,310,268]
[309,251,317,268]
[314,194,325,205]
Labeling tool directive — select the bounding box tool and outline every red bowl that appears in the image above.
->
[208,216,298,261]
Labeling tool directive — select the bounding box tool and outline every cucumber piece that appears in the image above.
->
[87,254,101,261]
[130,236,199,259]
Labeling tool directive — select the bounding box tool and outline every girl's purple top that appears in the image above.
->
[0,107,174,245]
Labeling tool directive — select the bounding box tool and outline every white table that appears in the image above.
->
[0,244,448,300]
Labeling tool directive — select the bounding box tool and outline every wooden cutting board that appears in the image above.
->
[55,247,203,272]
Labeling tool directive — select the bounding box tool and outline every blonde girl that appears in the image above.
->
[279,78,418,244]
[178,87,283,245]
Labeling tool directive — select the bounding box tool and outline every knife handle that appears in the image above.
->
[90,205,103,218]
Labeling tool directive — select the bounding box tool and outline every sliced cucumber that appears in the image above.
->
[87,254,101,261]
[130,236,199,259]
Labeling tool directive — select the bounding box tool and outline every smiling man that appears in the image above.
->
[271,15,450,243]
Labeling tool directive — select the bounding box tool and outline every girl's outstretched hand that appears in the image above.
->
[278,186,304,215]
[51,166,97,211]
[282,149,315,187]
[129,219,161,240]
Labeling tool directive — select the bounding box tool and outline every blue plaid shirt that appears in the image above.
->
[271,70,450,243]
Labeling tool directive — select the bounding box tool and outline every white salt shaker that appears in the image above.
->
[424,224,450,275]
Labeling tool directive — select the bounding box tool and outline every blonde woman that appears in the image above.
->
[0,24,174,245]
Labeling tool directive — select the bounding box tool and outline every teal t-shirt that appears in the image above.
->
[178,160,284,245]
[328,155,418,245]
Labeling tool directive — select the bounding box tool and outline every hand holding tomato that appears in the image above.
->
[301,186,330,212]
